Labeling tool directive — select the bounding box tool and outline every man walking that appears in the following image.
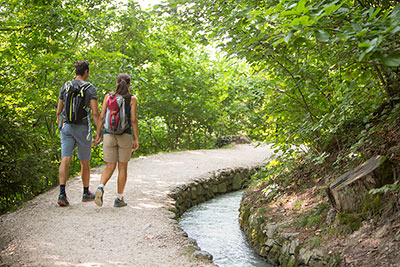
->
[56,60,101,206]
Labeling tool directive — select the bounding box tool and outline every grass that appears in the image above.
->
[294,202,329,229]
[306,236,322,249]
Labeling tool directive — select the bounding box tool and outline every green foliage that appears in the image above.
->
[370,181,400,195]
[2,0,399,215]
[327,252,342,266]
[0,0,262,213]
[165,0,400,176]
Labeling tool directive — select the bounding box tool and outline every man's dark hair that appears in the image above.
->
[75,61,90,76]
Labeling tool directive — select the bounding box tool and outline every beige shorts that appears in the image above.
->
[103,134,133,162]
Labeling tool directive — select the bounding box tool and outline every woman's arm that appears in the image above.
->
[94,95,108,145]
[130,96,139,151]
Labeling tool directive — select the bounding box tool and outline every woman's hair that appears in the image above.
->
[115,73,132,102]
[75,61,89,76]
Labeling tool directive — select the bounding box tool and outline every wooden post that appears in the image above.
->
[326,155,393,213]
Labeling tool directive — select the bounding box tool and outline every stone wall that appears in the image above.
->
[239,200,332,266]
[167,165,261,218]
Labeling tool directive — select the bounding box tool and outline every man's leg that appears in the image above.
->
[81,160,90,187]
[58,123,75,207]
[58,156,72,206]
[80,160,95,202]
[59,156,72,185]
[74,124,94,202]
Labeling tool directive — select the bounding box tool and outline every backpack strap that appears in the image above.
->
[80,82,93,141]
[65,81,73,92]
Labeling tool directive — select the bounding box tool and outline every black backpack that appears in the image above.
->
[64,81,91,124]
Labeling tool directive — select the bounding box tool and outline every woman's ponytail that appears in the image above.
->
[115,73,131,102]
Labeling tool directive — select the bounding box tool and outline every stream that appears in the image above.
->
[179,190,271,267]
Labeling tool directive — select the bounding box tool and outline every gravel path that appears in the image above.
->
[0,144,272,266]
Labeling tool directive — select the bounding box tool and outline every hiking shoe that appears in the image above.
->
[114,197,127,207]
[82,190,95,202]
[57,194,69,207]
[95,187,104,207]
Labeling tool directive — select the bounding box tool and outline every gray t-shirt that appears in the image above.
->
[59,80,97,125]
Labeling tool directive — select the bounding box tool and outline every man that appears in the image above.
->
[56,60,101,206]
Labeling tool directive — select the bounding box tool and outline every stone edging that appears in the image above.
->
[167,165,262,218]
[239,201,332,266]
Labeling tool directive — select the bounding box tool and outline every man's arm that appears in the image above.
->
[56,99,64,125]
[90,99,100,133]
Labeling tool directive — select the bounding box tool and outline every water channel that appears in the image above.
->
[179,190,272,267]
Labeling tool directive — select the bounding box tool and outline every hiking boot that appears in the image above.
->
[57,194,69,207]
[82,190,95,202]
[114,197,127,207]
[95,187,104,207]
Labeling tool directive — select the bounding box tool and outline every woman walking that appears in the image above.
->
[94,73,139,207]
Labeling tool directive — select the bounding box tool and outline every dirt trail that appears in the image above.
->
[0,144,272,267]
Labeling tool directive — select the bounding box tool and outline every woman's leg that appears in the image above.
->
[100,162,117,186]
[95,162,116,207]
[117,162,128,194]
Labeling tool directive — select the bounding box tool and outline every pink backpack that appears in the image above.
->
[104,93,129,134]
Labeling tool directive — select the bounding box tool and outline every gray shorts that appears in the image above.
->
[60,123,92,161]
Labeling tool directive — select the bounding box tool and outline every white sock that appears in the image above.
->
[117,193,123,200]
[99,184,105,188]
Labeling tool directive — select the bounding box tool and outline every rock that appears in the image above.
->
[312,249,324,260]
[187,238,198,246]
[264,238,276,248]
[280,232,299,240]
[281,242,290,255]
[218,183,227,193]
[232,173,242,190]
[231,135,251,144]
[259,245,269,257]
[168,212,177,220]
[190,186,197,199]
[212,185,219,193]
[216,135,251,147]
[192,250,213,261]
[178,231,188,237]
[289,239,299,255]
[287,255,296,267]
[269,245,282,265]
[264,224,278,239]
[326,208,336,224]
[299,249,313,265]
[216,136,232,147]
[195,184,204,196]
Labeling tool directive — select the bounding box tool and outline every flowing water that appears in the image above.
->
[179,190,272,267]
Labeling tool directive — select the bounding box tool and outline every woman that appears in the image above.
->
[94,73,139,207]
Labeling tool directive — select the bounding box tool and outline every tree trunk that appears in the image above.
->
[326,155,393,213]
